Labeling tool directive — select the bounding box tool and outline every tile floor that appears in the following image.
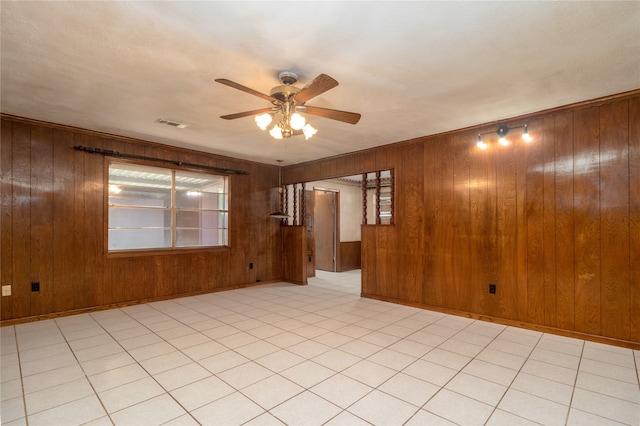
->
[1,270,639,426]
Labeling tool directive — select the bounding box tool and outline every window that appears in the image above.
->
[108,162,228,251]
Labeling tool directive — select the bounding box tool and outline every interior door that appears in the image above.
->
[304,190,316,277]
[314,190,336,272]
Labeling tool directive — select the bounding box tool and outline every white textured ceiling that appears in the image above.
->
[2,1,639,166]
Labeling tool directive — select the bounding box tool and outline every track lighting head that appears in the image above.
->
[476,124,533,150]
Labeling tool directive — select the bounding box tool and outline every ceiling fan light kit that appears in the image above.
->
[476,124,532,150]
[216,71,361,141]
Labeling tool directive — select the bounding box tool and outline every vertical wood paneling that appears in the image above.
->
[52,130,77,312]
[469,136,490,315]
[541,116,558,327]
[1,120,13,320]
[282,226,307,284]
[11,122,31,318]
[361,226,376,295]
[525,120,545,324]
[495,143,518,320]
[573,107,601,335]
[399,142,424,303]
[515,126,529,322]
[554,112,575,330]
[83,136,105,308]
[629,97,640,343]
[451,137,471,311]
[599,100,630,340]
[422,137,441,306]
[440,139,456,309]
[72,133,87,310]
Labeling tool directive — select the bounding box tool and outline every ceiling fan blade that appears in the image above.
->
[293,74,339,104]
[302,105,361,124]
[215,79,277,103]
[220,107,274,120]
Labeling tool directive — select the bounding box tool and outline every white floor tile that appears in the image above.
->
[402,359,458,387]
[139,351,192,375]
[566,408,629,425]
[26,395,106,426]
[511,371,575,406]
[191,392,265,426]
[576,371,640,403]
[311,348,361,372]
[310,373,373,409]
[498,388,569,425]
[5,270,639,426]
[169,375,235,411]
[242,374,304,409]
[520,358,577,386]
[571,387,640,425]
[444,372,507,406]
[1,396,26,423]
[486,409,540,425]
[324,411,371,426]
[98,376,164,413]
[348,389,418,425]
[22,364,86,394]
[217,361,274,389]
[404,409,458,425]
[153,362,211,391]
[368,347,417,371]
[579,358,638,384]
[342,359,396,388]
[270,390,341,426]
[88,363,149,393]
[198,350,249,374]
[379,372,440,407]
[424,388,494,425]
[109,393,186,426]
[25,377,94,414]
[281,360,336,388]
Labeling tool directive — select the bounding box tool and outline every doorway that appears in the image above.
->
[314,189,337,272]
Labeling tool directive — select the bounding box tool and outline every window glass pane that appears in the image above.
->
[109,162,228,251]
[109,164,172,208]
[202,229,228,246]
[202,211,228,228]
[110,208,171,229]
[109,229,172,250]
[175,229,201,247]
[175,172,227,209]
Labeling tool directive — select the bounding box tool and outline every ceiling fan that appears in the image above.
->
[215,72,361,140]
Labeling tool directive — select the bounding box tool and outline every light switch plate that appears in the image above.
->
[2,285,11,296]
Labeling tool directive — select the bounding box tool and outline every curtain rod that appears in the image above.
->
[73,146,248,175]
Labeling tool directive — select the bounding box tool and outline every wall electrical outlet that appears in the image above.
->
[489,284,496,294]
[2,285,11,296]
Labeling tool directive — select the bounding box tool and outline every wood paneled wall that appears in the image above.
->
[338,241,361,272]
[284,92,640,348]
[1,116,283,322]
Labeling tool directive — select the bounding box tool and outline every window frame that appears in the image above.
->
[105,158,230,257]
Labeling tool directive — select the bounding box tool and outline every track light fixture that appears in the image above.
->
[476,124,532,150]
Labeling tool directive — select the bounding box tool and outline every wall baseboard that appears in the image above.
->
[0,280,283,327]
[361,293,640,351]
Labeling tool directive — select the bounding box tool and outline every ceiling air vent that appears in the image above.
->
[155,118,188,129]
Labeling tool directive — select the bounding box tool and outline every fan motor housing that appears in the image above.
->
[270,85,300,102]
